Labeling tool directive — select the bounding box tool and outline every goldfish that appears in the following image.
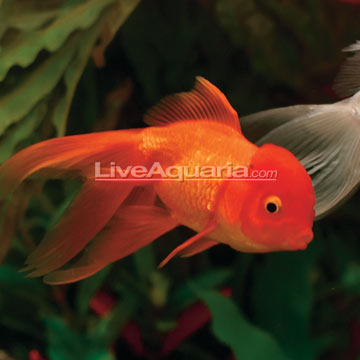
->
[0,77,315,284]
[241,41,360,218]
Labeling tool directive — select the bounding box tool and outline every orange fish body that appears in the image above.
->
[144,121,256,232]
[0,77,315,284]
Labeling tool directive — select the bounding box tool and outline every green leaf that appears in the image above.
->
[0,39,75,135]
[251,243,322,360]
[0,0,115,81]
[0,263,44,291]
[52,25,100,136]
[193,286,289,360]
[0,265,48,338]
[133,244,156,279]
[53,0,141,135]
[0,100,47,162]
[0,0,141,158]
[170,268,232,310]
[76,266,112,316]
[95,292,138,343]
[47,182,80,229]
[45,317,114,360]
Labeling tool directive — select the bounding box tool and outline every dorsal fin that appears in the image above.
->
[144,77,241,131]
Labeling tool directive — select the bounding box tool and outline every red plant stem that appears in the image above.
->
[347,319,360,360]
[161,287,232,356]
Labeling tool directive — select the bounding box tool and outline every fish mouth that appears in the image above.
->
[288,229,313,250]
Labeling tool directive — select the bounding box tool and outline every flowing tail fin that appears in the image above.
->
[43,205,179,284]
[0,129,178,281]
[0,130,141,197]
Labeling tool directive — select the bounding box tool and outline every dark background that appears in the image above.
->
[2,0,360,359]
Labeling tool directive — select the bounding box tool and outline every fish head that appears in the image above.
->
[220,144,315,252]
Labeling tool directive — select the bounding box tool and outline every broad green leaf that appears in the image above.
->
[193,286,289,360]
[47,182,80,229]
[76,266,112,316]
[0,38,76,135]
[0,265,48,338]
[0,0,114,81]
[0,0,141,157]
[2,9,60,32]
[170,268,232,310]
[95,292,138,343]
[52,24,100,136]
[133,244,156,279]
[0,101,47,162]
[45,317,114,360]
[53,0,140,135]
[0,263,44,291]
[251,243,322,360]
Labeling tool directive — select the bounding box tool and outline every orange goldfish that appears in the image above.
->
[0,77,315,284]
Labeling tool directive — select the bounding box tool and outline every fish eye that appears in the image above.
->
[265,196,282,214]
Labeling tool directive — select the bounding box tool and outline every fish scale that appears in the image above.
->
[141,121,256,231]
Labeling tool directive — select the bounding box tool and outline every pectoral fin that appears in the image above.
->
[178,237,218,258]
[158,222,217,268]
